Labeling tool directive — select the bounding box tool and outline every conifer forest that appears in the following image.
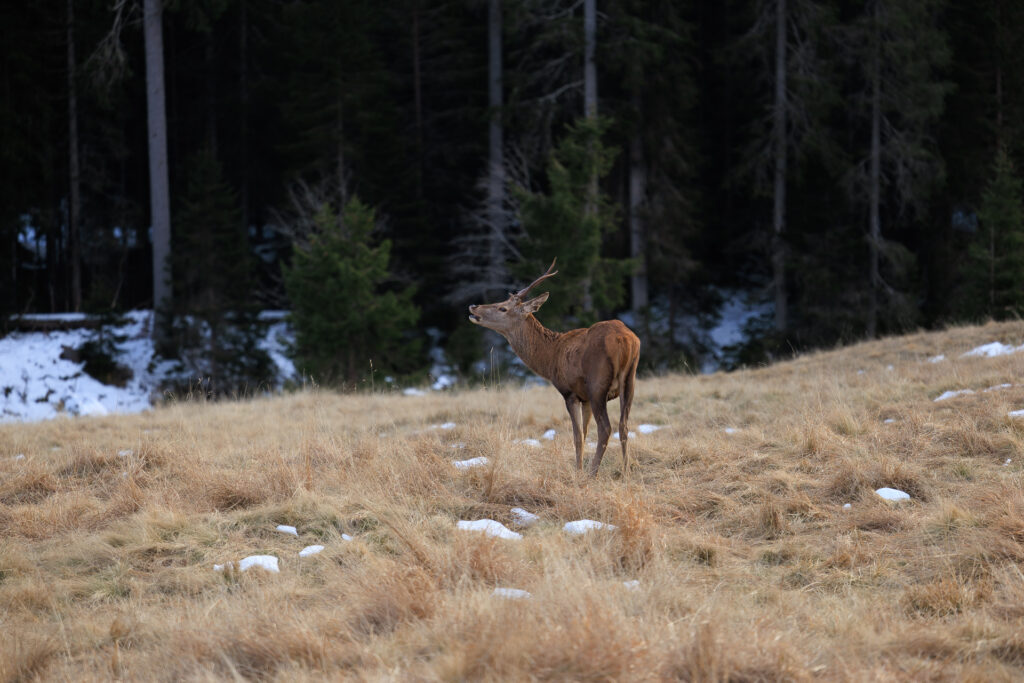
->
[3,0,1024,387]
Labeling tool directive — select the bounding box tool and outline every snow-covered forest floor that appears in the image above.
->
[3,320,1024,680]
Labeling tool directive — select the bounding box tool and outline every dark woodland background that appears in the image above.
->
[3,0,1024,386]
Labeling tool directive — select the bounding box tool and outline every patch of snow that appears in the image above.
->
[117,449,133,457]
[1005,459,1012,466]
[515,438,541,447]
[935,389,974,402]
[542,429,557,440]
[493,587,531,599]
[1,310,297,423]
[927,354,945,363]
[214,555,280,573]
[276,524,298,536]
[258,320,297,385]
[403,388,427,396]
[450,442,466,450]
[1009,410,1024,418]
[875,487,910,502]
[587,441,596,448]
[883,418,896,424]
[637,424,661,434]
[703,291,773,373]
[453,456,489,470]
[985,384,1013,392]
[563,519,617,535]
[510,507,540,527]
[299,545,324,557]
[612,431,636,440]
[431,422,456,430]
[842,503,852,510]
[857,369,866,375]
[342,533,354,541]
[886,365,894,372]
[13,453,25,461]
[723,427,738,435]
[622,580,640,590]
[962,341,1024,358]
[457,519,522,540]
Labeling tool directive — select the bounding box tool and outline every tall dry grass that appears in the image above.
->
[2,319,1024,680]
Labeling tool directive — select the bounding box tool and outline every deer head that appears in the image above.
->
[467,259,558,336]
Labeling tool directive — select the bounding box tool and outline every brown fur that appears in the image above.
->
[468,262,641,475]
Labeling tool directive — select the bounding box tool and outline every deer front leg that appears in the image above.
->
[563,394,584,471]
[588,398,612,476]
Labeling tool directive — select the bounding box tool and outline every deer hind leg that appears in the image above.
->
[563,394,584,471]
[587,397,612,476]
[581,402,592,442]
[618,360,638,475]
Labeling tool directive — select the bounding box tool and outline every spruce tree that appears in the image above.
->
[516,117,631,325]
[283,197,421,385]
[961,148,1024,319]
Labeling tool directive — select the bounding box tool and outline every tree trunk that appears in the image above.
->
[581,0,597,313]
[771,0,787,333]
[487,0,504,296]
[628,116,648,334]
[67,0,81,312]
[145,0,172,332]
[412,1,423,200]
[205,31,217,151]
[867,6,881,339]
[239,0,249,231]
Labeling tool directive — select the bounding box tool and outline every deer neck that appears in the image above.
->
[505,315,560,380]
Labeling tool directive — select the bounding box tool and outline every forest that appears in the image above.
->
[2,0,1024,389]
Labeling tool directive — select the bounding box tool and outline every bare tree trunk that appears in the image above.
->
[239,0,249,230]
[67,0,82,311]
[581,0,597,312]
[487,0,505,295]
[771,0,787,333]
[412,1,424,200]
[628,112,648,334]
[205,31,217,152]
[867,6,881,339]
[145,0,172,332]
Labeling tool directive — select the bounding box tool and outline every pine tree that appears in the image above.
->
[170,145,269,393]
[961,148,1024,319]
[515,117,631,325]
[283,197,421,384]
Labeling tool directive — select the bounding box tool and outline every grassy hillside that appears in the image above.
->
[3,321,1024,681]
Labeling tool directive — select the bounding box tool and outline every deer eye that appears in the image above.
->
[499,307,508,312]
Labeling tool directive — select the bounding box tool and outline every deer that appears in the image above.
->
[468,259,641,476]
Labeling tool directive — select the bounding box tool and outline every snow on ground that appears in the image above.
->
[563,520,616,535]
[875,487,910,502]
[927,354,945,363]
[622,580,640,590]
[637,424,661,434]
[493,587,532,599]
[961,341,1024,358]
[214,555,280,573]
[510,507,540,527]
[299,545,324,557]
[276,524,298,536]
[612,431,636,440]
[453,456,489,469]
[1,310,297,423]
[542,429,557,440]
[515,438,541,447]
[934,389,975,402]
[457,519,522,540]
[1009,410,1024,418]
[985,384,1013,392]
[723,427,738,434]
[402,388,427,396]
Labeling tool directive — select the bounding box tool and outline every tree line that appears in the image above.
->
[2,0,1023,387]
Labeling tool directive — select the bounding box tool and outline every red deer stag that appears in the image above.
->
[468,259,641,476]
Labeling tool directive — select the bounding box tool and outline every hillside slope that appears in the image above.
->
[3,321,1024,680]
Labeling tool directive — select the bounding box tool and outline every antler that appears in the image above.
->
[515,258,559,299]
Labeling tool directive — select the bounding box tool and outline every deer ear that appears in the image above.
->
[521,292,549,313]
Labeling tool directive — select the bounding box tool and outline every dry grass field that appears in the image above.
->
[3,321,1024,681]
